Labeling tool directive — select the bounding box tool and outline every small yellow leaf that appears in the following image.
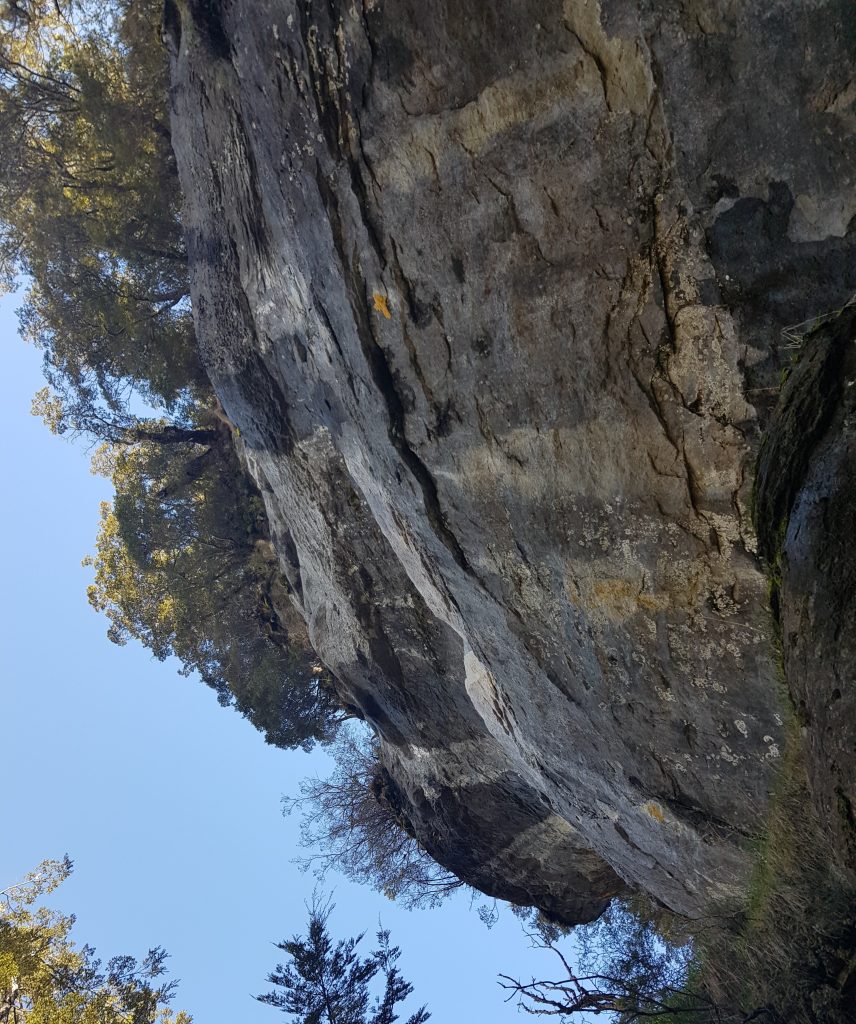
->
[372,292,392,319]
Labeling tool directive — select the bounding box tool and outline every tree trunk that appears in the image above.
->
[0,980,20,1024]
[131,424,220,446]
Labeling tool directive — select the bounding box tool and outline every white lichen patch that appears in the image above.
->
[763,736,780,759]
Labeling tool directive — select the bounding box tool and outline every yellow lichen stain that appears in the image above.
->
[372,293,392,319]
[642,801,667,824]
[580,578,670,622]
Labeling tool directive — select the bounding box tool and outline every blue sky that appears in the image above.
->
[0,287,566,1023]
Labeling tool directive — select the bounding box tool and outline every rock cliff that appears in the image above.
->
[165,0,856,923]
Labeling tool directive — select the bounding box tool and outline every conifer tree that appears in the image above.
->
[258,899,429,1024]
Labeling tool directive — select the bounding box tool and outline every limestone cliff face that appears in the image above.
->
[166,0,856,922]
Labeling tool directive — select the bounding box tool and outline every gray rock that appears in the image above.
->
[166,0,856,921]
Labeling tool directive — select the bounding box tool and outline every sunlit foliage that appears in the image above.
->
[85,426,344,750]
[0,857,190,1024]
[1,0,202,438]
[1,1,345,751]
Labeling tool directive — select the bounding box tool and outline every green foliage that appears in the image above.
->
[85,426,344,750]
[502,896,705,1023]
[499,902,709,1024]
[0,857,190,1024]
[2,1,345,753]
[693,726,856,1023]
[0,0,203,437]
[258,896,429,1024]
[573,897,695,1019]
[497,892,720,1019]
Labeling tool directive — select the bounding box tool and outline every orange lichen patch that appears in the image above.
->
[594,578,643,613]
[642,800,667,823]
[578,578,670,621]
[372,292,392,319]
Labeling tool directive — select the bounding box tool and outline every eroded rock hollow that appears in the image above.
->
[166,0,856,922]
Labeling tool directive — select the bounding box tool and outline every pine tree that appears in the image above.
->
[258,898,429,1024]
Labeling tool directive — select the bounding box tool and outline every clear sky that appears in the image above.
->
[0,287,570,1023]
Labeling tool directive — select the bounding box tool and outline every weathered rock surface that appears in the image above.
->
[166,0,856,921]
[756,306,856,875]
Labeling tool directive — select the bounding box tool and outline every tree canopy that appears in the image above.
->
[84,422,344,749]
[0,857,190,1024]
[0,0,346,751]
[258,897,429,1024]
[1,0,201,437]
